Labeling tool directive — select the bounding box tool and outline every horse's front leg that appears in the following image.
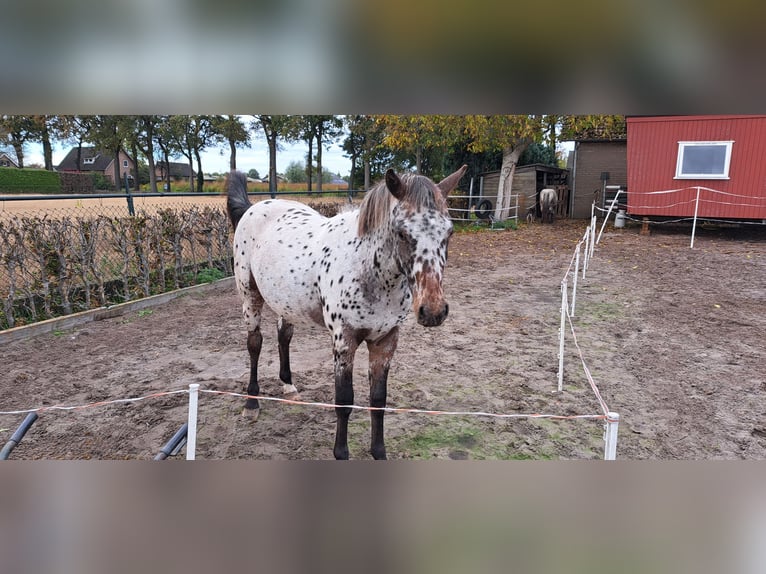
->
[332,335,359,460]
[367,328,399,460]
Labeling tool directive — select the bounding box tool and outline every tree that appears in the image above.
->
[343,115,392,190]
[133,115,161,193]
[253,115,292,197]
[284,160,307,183]
[376,115,461,175]
[161,115,217,192]
[29,116,56,170]
[0,115,37,168]
[247,168,260,180]
[87,115,131,189]
[558,115,626,141]
[313,115,344,193]
[462,115,543,220]
[214,115,250,171]
[378,115,544,220]
[283,116,318,191]
[153,116,178,192]
[52,115,94,173]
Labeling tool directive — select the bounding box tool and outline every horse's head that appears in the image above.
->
[386,165,467,327]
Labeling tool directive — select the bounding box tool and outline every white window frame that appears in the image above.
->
[123,160,129,168]
[674,140,734,180]
[83,157,96,165]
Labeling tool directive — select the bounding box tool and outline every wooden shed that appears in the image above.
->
[627,115,766,220]
[474,164,569,219]
[570,139,627,219]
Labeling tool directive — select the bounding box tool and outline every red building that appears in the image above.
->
[627,116,766,220]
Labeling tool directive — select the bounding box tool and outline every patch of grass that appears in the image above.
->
[196,267,226,284]
[137,309,153,318]
[490,218,518,230]
[396,420,554,460]
[578,301,624,325]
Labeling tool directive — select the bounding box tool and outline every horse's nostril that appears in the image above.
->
[418,305,426,319]
[444,303,449,317]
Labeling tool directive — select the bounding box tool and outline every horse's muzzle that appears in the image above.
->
[417,302,449,327]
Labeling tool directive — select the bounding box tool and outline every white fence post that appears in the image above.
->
[186,383,200,460]
[597,189,622,244]
[690,186,701,249]
[582,227,590,279]
[558,280,568,392]
[590,215,596,259]
[604,412,620,460]
[571,242,581,317]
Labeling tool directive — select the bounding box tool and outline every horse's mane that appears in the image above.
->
[357,173,445,236]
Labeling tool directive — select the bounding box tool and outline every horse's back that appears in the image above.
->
[233,199,350,326]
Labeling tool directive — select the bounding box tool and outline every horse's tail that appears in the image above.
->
[226,171,251,231]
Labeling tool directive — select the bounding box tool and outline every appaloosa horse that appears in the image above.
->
[227,166,467,459]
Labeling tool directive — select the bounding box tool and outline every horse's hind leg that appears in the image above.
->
[277,317,300,400]
[241,273,264,420]
[367,328,399,460]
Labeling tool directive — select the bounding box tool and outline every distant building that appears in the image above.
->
[57,146,134,184]
[0,152,19,168]
[155,161,196,182]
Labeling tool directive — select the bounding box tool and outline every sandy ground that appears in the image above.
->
[2,219,765,459]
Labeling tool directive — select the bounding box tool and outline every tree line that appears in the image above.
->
[0,115,625,219]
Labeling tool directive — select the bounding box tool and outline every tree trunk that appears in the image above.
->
[494,145,527,221]
[42,129,53,170]
[229,137,237,170]
[195,150,204,193]
[364,159,371,191]
[316,127,323,193]
[114,150,121,191]
[268,135,277,198]
[130,143,140,191]
[187,155,195,192]
[415,145,422,174]
[146,137,158,193]
[307,136,314,192]
[11,141,24,169]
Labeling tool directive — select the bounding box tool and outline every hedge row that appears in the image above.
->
[0,205,233,330]
[0,168,119,194]
[0,167,61,194]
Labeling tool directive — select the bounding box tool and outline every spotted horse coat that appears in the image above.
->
[227,165,467,459]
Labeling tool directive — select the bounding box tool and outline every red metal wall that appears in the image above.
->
[627,115,766,219]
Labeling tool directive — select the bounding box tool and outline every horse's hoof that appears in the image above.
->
[282,384,301,401]
[241,407,260,422]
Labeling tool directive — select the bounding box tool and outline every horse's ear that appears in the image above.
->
[436,164,468,197]
[385,169,405,200]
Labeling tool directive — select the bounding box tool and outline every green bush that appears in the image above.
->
[92,173,116,191]
[0,167,61,194]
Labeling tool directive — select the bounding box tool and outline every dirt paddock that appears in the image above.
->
[2,219,765,459]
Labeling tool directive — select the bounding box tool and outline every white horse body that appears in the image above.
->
[233,199,413,342]
[539,188,558,223]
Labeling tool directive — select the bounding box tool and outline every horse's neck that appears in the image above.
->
[359,226,405,282]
